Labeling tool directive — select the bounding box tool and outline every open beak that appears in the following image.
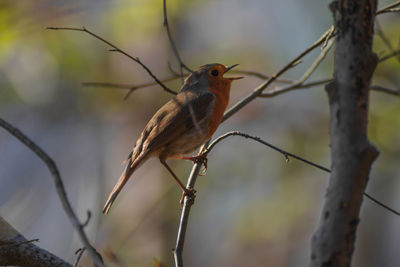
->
[224,64,243,80]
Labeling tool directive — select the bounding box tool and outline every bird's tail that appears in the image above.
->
[102,153,147,214]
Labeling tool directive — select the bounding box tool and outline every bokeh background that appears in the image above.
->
[0,0,399,266]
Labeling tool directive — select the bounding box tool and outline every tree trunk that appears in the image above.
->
[310,1,379,266]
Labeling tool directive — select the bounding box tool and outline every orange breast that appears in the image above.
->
[207,79,231,139]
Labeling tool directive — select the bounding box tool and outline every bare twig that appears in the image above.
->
[83,76,179,99]
[205,131,399,216]
[0,117,104,267]
[222,26,335,122]
[260,36,335,97]
[375,20,400,63]
[47,26,175,95]
[379,50,400,62]
[376,1,400,14]
[203,131,330,172]
[74,248,86,267]
[82,210,92,228]
[163,0,192,82]
[260,78,332,97]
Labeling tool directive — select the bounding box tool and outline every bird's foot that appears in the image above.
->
[180,188,196,207]
[175,154,208,169]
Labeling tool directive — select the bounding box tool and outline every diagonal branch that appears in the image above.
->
[203,131,399,216]
[0,117,104,267]
[260,36,335,97]
[222,26,335,122]
[376,0,400,14]
[47,26,176,95]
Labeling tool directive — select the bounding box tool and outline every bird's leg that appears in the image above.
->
[160,159,196,206]
[174,154,208,169]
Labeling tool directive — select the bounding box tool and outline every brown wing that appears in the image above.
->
[133,91,215,157]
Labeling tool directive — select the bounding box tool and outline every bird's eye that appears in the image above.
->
[211,69,219,77]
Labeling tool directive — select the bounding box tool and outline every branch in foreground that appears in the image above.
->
[0,117,104,267]
[379,50,400,62]
[46,26,176,95]
[0,216,71,266]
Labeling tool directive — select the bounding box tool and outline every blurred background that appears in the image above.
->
[0,0,399,266]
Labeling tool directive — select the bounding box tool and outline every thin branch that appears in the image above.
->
[163,0,192,82]
[0,117,104,267]
[222,26,335,122]
[74,248,86,267]
[260,36,335,97]
[83,77,179,99]
[379,50,400,62]
[371,85,400,96]
[204,131,400,216]
[375,19,400,63]
[376,20,394,51]
[376,1,400,14]
[47,26,175,95]
[260,78,332,97]
[82,210,92,228]
[203,131,330,171]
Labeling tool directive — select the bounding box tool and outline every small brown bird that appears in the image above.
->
[103,63,242,214]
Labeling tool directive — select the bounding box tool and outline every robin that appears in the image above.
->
[102,63,242,214]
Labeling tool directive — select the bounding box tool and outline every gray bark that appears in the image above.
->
[310,1,379,267]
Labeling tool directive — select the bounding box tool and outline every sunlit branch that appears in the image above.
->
[222,26,335,122]
[379,50,400,62]
[260,36,335,97]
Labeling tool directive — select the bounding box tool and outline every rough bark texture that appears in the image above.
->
[310,1,379,267]
[0,216,71,267]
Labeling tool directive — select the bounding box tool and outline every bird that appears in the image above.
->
[102,63,242,214]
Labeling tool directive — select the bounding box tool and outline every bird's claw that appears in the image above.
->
[193,154,208,169]
[180,188,196,207]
